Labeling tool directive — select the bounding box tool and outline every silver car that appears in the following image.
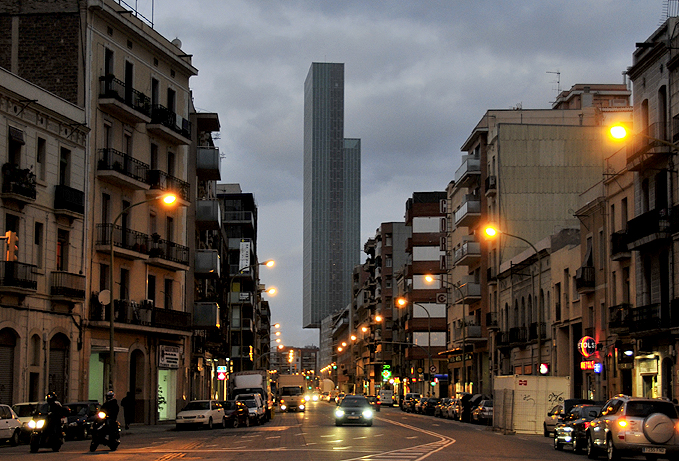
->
[586,395,679,460]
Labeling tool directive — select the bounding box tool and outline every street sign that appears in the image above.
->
[429,365,437,373]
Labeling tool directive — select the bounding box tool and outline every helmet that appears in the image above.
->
[46,391,57,402]
[106,391,115,401]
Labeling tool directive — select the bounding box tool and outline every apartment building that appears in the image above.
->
[395,192,448,397]
[0,1,197,424]
[448,84,632,397]
[0,67,88,405]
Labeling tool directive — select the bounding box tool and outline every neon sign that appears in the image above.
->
[578,336,596,357]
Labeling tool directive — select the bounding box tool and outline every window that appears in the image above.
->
[167,88,176,112]
[167,151,175,177]
[151,143,159,170]
[621,198,628,226]
[8,127,23,166]
[99,264,109,292]
[166,216,174,242]
[34,222,43,269]
[610,204,615,233]
[147,275,156,303]
[152,78,159,107]
[36,137,46,181]
[59,147,70,186]
[102,193,110,223]
[164,278,173,309]
[56,229,69,271]
[119,268,129,300]
[385,234,392,247]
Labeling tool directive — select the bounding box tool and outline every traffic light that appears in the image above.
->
[5,231,17,262]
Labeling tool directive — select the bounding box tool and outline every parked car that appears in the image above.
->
[0,404,22,446]
[335,395,374,427]
[413,397,429,414]
[236,394,266,425]
[434,398,451,418]
[553,404,602,453]
[365,395,381,412]
[401,393,421,412]
[422,398,441,416]
[459,393,485,422]
[586,395,679,460]
[175,400,225,430]
[335,393,346,405]
[11,402,41,442]
[544,398,596,437]
[64,401,99,440]
[219,400,250,428]
[471,399,494,425]
[446,398,461,420]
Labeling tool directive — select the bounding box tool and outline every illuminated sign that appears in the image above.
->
[580,361,603,373]
[578,336,597,357]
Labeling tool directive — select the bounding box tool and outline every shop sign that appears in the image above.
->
[580,360,603,373]
[578,336,596,357]
[159,345,180,368]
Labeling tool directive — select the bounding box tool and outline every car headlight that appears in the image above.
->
[362,410,373,419]
[335,410,345,417]
[176,416,183,420]
[196,414,205,419]
[280,404,287,410]
[299,404,305,410]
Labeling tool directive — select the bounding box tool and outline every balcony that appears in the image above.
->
[89,298,192,332]
[195,249,221,278]
[196,200,221,230]
[0,261,38,293]
[453,281,481,302]
[610,231,630,260]
[452,324,483,342]
[147,237,190,271]
[485,175,497,197]
[98,74,151,124]
[97,148,150,190]
[487,266,498,285]
[454,240,481,266]
[575,266,595,293]
[95,223,150,260]
[1,163,36,204]
[228,292,254,305]
[196,147,221,181]
[148,104,191,145]
[626,207,671,250]
[50,271,85,300]
[233,318,254,332]
[454,156,481,188]
[54,185,84,218]
[193,302,220,329]
[146,170,190,204]
[626,122,673,171]
[629,302,679,333]
[223,211,255,230]
[509,326,527,345]
[608,303,632,333]
[454,195,481,227]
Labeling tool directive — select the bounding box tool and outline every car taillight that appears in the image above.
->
[618,419,628,428]
[583,421,590,430]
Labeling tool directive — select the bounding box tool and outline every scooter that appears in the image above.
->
[28,411,64,453]
[89,410,120,452]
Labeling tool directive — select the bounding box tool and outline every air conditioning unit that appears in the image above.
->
[140,299,154,309]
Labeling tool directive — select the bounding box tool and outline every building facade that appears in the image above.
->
[303,62,361,329]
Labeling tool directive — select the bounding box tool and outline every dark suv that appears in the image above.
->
[586,395,679,460]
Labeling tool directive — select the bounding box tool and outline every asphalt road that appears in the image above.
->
[0,400,588,461]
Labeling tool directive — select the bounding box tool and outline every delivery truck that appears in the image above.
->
[229,370,274,420]
[277,374,306,412]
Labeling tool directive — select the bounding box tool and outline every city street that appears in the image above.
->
[1,400,572,461]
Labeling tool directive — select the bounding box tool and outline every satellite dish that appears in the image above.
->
[98,290,111,306]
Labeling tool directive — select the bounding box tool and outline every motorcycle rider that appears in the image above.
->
[45,392,66,436]
[100,391,120,439]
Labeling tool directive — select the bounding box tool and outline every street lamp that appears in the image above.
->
[107,192,179,392]
[395,297,432,392]
[484,225,543,375]
[424,274,468,394]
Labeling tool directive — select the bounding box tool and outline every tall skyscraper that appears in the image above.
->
[303,62,361,328]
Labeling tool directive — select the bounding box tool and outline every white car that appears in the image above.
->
[0,404,22,446]
[11,401,40,441]
[175,400,225,430]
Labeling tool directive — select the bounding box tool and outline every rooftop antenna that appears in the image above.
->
[547,70,561,105]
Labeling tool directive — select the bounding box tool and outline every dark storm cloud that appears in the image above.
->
[150,0,663,347]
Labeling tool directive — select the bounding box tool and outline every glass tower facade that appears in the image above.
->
[303,62,361,328]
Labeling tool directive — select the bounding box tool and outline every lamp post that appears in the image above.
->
[484,225,543,375]
[108,193,179,392]
[229,260,274,371]
[424,274,468,394]
[395,297,432,393]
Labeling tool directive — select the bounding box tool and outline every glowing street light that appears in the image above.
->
[107,192,180,392]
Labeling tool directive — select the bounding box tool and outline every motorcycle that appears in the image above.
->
[28,408,65,453]
[89,410,120,452]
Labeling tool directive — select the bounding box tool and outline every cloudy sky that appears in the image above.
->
[146,0,665,349]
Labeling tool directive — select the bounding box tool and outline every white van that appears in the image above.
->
[235,394,266,425]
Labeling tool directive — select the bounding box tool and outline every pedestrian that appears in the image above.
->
[120,391,135,429]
